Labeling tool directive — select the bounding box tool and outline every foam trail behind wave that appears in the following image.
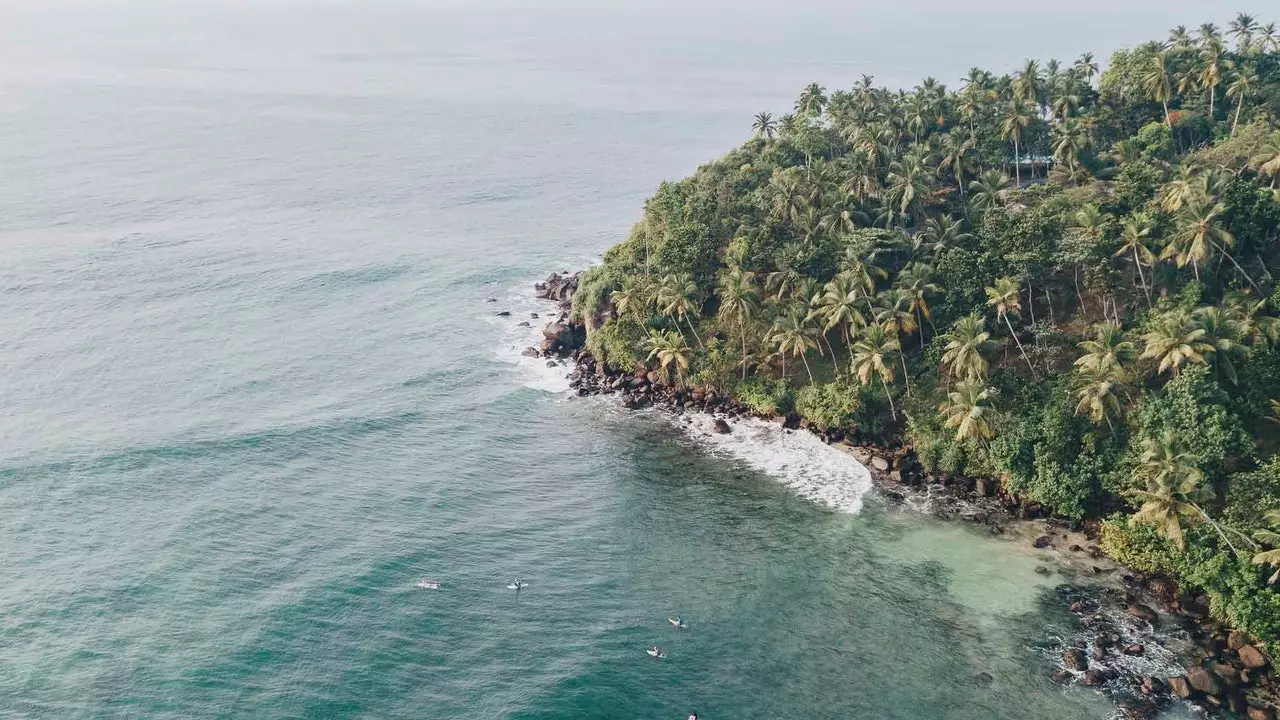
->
[671,412,874,514]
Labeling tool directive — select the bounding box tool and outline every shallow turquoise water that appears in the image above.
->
[0,2,1238,717]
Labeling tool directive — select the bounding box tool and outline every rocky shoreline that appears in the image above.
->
[519,271,1277,719]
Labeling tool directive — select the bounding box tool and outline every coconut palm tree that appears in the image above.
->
[940,379,997,442]
[769,308,819,381]
[1165,197,1257,290]
[915,216,969,259]
[874,289,917,395]
[644,329,693,387]
[985,276,1036,376]
[1001,101,1035,185]
[1073,365,1125,430]
[796,83,828,117]
[937,132,975,198]
[1140,311,1212,377]
[1013,59,1042,107]
[1051,119,1091,179]
[851,325,901,420]
[884,153,933,226]
[1168,25,1194,52]
[1159,165,1200,214]
[717,267,761,379]
[896,264,940,335]
[611,277,651,322]
[1229,12,1259,52]
[1074,323,1137,376]
[1252,510,1280,583]
[940,314,997,382]
[969,169,1011,216]
[814,275,866,366]
[1193,304,1247,384]
[1141,52,1176,128]
[1113,215,1156,307]
[656,273,705,349]
[752,111,777,140]
[1226,66,1257,135]
[1073,52,1099,83]
[1199,45,1224,117]
[1129,433,1212,550]
[1223,291,1280,349]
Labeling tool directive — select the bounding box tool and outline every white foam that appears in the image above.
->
[670,413,874,514]
[485,283,574,393]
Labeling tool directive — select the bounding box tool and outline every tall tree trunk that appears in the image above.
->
[880,375,897,420]
[1233,95,1244,135]
[1163,99,1171,129]
[1192,258,1201,282]
[1004,313,1038,378]
[1134,246,1152,308]
[800,351,814,383]
[1209,87,1215,118]
[900,352,911,397]
[1216,243,1264,295]
[741,331,749,381]
[684,315,704,349]
[1013,137,1021,186]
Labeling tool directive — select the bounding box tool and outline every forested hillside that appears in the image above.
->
[571,15,1280,646]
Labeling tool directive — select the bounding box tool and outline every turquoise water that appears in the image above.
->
[0,2,1245,717]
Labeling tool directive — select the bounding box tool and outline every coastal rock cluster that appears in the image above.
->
[517,272,1278,719]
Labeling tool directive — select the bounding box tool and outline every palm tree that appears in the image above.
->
[874,289,917,395]
[796,83,828,117]
[1159,165,1199,213]
[985,276,1036,376]
[937,132,975,198]
[814,275,866,366]
[1199,45,1224,117]
[1223,291,1280,348]
[769,308,818,381]
[644,329,693,387]
[1193,304,1247,384]
[1074,323,1137,376]
[1073,365,1125,430]
[916,215,971,258]
[1113,215,1156,307]
[884,153,933,226]
[940,379,997,443]
[1168,25,1194,52]
[1229,12,1259,52]
[717,267,761,379]
[1129,433,1212,550]
[1073,52,1099,83]
[1141,52,1176,128]
[896,264,940,335]
[940,314,997,381]
[1013,59,1042,107]
[656,273,705,349]
[752,111,777,140]
[968,170,1011,216]
[611,277,651,321]
[1001,101,1034,185]
[1165,197,1255,290]
[1252,510,1280,584]
[1140,311,1212,377]
[850,325,901,419]
[1051,119,1091,178]
[1226,66,1257,135]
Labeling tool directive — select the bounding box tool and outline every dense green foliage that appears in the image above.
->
[577,15,1280,646]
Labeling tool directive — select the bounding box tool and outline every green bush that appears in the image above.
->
[795,376,861,430]
[733,377,794,417]
[586,318,645,371]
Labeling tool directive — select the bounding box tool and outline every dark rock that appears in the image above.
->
[974,477,994,497]
[1139,676,1164,695]
[1035,566,1051,576]
[1180,594,1211,620]
[1168,676,1193,698]
[530,312,539,319]
[1063,648,1089,671]
[1212,663,1241,686]
[1033,535,1052,549]
[1187,665,1225,695]
[496,310,511,317]
[974,671,994,687]
[870,456,890,472]
[521,347,539,357]
[1092,645,1107,662]
[712,419,731,435]
[1082,668,1106,686]
[1122,644,1145,656]
[1051,669,1074,684]
[1127,603,1158,624]
[486,297,497,302]
[517,321,530,327]
[546,360,558,368]
[1229,631,1249,651]
[1248,706,1277,720]
[1239,644,1270,669]
[1069,601,1086,614]
[1069,544,1084,552]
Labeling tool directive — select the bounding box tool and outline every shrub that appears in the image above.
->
[586,318,646,371]
[795,376,862,430]
[733,377,794,416]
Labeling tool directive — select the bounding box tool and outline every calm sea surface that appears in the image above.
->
[0,1,1255,717]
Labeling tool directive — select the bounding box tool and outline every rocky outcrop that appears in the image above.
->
[1187,665,1225,696]
[1063,648,1089,670]
[1239,645,1270,670]
[534,272,580,306]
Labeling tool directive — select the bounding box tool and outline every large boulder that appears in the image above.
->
[540,322,585,355]
[1187,665,1225,696]
[1063,648,1088,671]
[1033,535,1052,549]
[712,419,731,434]
[870,456,890,472]
[1248,706,1277,720]
[1127,603,1158,624]
[1239,644,1270,669]
[1167,676,1193,698]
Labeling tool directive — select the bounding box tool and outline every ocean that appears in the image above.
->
[0,1,1255,717]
